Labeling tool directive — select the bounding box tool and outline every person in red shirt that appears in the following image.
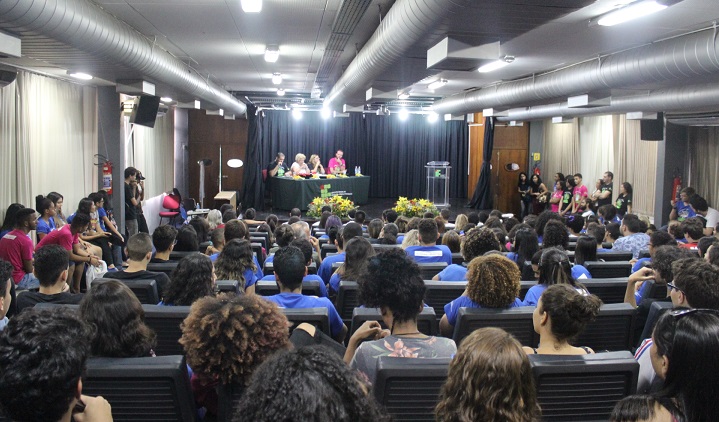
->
[679,217,704,250]
[0,208,40,290]
[37,213,99,293]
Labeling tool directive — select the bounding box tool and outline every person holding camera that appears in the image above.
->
[124,167,140,237]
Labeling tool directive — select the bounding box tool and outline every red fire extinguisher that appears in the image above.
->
[102,161,113,195]
[672,175,682,203]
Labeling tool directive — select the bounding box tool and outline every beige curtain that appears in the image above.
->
[612,115,657,217]
[0,81,18,223]
[132,111,175,199]
[0,71,97,220]
[542,118,580,179]
[578,115,615,191]
[688,127,719,208]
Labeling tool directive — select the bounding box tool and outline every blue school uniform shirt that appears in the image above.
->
[632,258,651,274]
[97,207,108,232]
[436,264,468,281]
[444,296,524,326]
[211,253,263,279]
[572,265,591,279]
[36,217,56,236]
[523,283,589,307]
[263,292,344,337]
[318,252,345,284]
[405,245,452,265]
[506,252,518,263]
[260,274,328,298]
[675,201,696,221]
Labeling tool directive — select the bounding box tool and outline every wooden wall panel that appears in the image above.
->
[187,110,248,207]
[494,124,529,150]
[468,112,485,197]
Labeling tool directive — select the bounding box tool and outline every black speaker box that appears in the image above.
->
[640,113,664,141]
[130,95,161,128]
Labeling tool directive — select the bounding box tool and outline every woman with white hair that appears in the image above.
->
[291,153,310,175]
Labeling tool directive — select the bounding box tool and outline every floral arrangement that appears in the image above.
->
[393,197,439,218]
[307,195,357,219]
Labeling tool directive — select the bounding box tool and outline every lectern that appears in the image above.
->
[426,161,450,207]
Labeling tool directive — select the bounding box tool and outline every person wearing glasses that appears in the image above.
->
[646,307,719,421]
[633,258,719,394]
[111,233,171,300]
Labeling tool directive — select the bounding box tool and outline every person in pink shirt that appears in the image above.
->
[327,150,346,175]
[0,208,39,290]
[37,213,99,293]
[549,180,564,213]
[572,173,589,213]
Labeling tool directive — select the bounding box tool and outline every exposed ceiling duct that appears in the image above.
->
[0,0,247,116]
[324,0,470,108]
[433,27,719,115]
[495,82,719,122]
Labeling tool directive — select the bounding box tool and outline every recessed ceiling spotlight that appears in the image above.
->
[272,73,282,85]
[277,88,285,96]
[160,97,173,103]
[292,109,302,120]
[68,71,93,80]
[264,45,280,63]
[241,0,262,13]
[427,112,439,123]
[477,55,515,73]
[398,109,409,121]
[596,0,668,26]
[427,79,447,91]
[321,108,332,119]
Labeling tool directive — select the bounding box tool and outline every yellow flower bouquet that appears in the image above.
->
[307,195,357,219]
[392,197,439,217]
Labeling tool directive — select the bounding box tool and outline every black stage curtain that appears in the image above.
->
[250,110,468,199]
[468,117,494,209]
[240,106,264,209]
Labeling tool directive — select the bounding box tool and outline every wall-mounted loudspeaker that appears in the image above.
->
[0,69,18,88]
[640,112,664,141]
[130,95,161,128]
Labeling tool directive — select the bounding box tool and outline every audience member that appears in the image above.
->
[441,230,461,254]
[524,284,602,355]
[615,182,633,218]
[651,309,719,421]
[35,195,57,242]
[565,213,585,237]
[435,327,540,422]
[610,395,679,422]
[382,208,398,224]
[222,210,237,224]
[669,187,696,222]
[586,223,608,250]
[234,346,389,422]
[214,239,258,294]
[0,307,113,422]
[189,217,210,244]
[605,222,622,244]
[440,254,523,337]
[79,279,156,358]
[404,218,452,265]
[367,218,383,243]
[207,209,222,230]
[69,198,115,270]
[242,207,263,225]
[453,214,468,232]
[572,173,589,213]
[110,233,171,300]
[613,215,650,258]
[265,214,279,232]
[678,217,704,249]
[329,237,374,294]
[16,245,83,312]
[204,227,225,256]
[124,166,140,236]
[574,235,598,267]
[265,246,347,342]
[174,224,200,252]
[559,178,575,216]
[523,248,588,306]
[0,203,24,238]
[0,207,40,290]
[434,228,499,281]
[47,192,67,228]
[261,238,329,297]
[688,194,719,236]
[378,222,399,245]
[631,230,676,273]
[162,253,216,306]
[318,222,362,284]
[0,260,12,330]
[542,220,570,250]
[534,210,562,242]
[180,294,290,419]
[151,225,178,263]
[346,248,456,385]
[400,229,420,249]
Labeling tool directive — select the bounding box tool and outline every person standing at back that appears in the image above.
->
[405,218,452,266]
[124,167,139,237]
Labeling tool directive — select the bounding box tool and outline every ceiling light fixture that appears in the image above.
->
[160,96,173,103]
[264,45,280,63]
[477,55,515,73]
[277,88,285,96]
[241,0,262,13]
[597,0,667,26]
[427,112,439,123]
[398,109,409,121]
[68,72,93,80]
[292,109,302,120]
[272,72,282,85]
[427,79,448,91]
[321,107,332,120]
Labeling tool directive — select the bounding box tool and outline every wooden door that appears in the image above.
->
[491,149,528,216]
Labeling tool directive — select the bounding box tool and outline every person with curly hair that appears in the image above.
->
[400,229,420,249]
[162,253,216,306]
[440,254,524,337]
[433,227,500,281]
[0,307,112,422]
[329,237,375,294]
[233,346,389,422]
[79,279,156,357]
[524,284,602,355]
[345,248,456,385]
[214,239,258,294]
[435,327,540,422]
[180,293,290,419]
[265,246,347,342]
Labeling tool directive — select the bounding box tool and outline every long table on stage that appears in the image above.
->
[270,176,371,211]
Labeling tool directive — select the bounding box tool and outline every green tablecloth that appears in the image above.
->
[270,176,371,211]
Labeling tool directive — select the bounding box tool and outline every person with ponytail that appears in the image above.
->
[35,195,57,242]
[523,247,587,306]
[524,284,602,355]
[46,192,67,228]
